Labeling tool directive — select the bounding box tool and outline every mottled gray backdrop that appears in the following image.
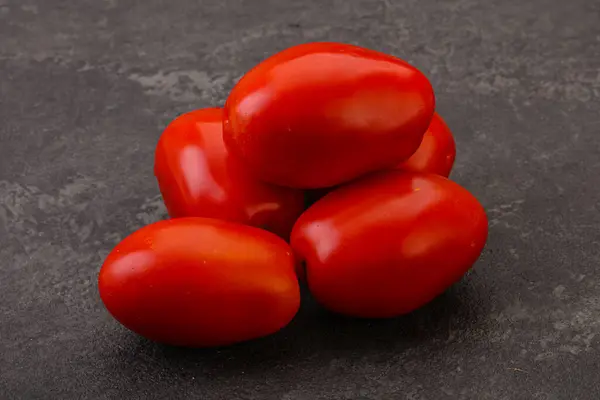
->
[1,0,600,399]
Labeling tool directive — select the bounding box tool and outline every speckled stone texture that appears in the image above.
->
[1,0,599,398]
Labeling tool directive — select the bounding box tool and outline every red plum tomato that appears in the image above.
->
[397,112,456,177]
[99,218,301,347]
[291,171,488,318]
[223,42,435,189]
[304,113,457,208]
[154,107,305,239]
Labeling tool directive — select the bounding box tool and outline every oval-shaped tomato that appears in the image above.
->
[99,218,300,347]
[154,107,305,239]
[304,113,457,208]
[291,171,488,318]
[223,42,435,189]
[397,113,456,177]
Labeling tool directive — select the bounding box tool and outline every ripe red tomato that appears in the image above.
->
[223,42,435,189]
[304,113,457,208]
[99,218,300,347]
[397,112,456,177]
[291,171,488,318]
[154,107,305,239]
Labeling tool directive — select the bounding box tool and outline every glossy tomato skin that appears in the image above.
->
[99,218,300,347]
[291,171,488,318]
[224,42,435,189]
[304,113,456,208]
[397,113,456,177]
[154,107,305,239]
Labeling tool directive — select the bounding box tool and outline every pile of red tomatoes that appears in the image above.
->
[98,42,488,348]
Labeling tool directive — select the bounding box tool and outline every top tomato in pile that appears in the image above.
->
[223,42,435,189]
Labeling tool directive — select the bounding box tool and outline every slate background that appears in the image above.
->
[1,0,600,399]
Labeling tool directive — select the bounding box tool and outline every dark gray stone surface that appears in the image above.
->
[1,0,599,398]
